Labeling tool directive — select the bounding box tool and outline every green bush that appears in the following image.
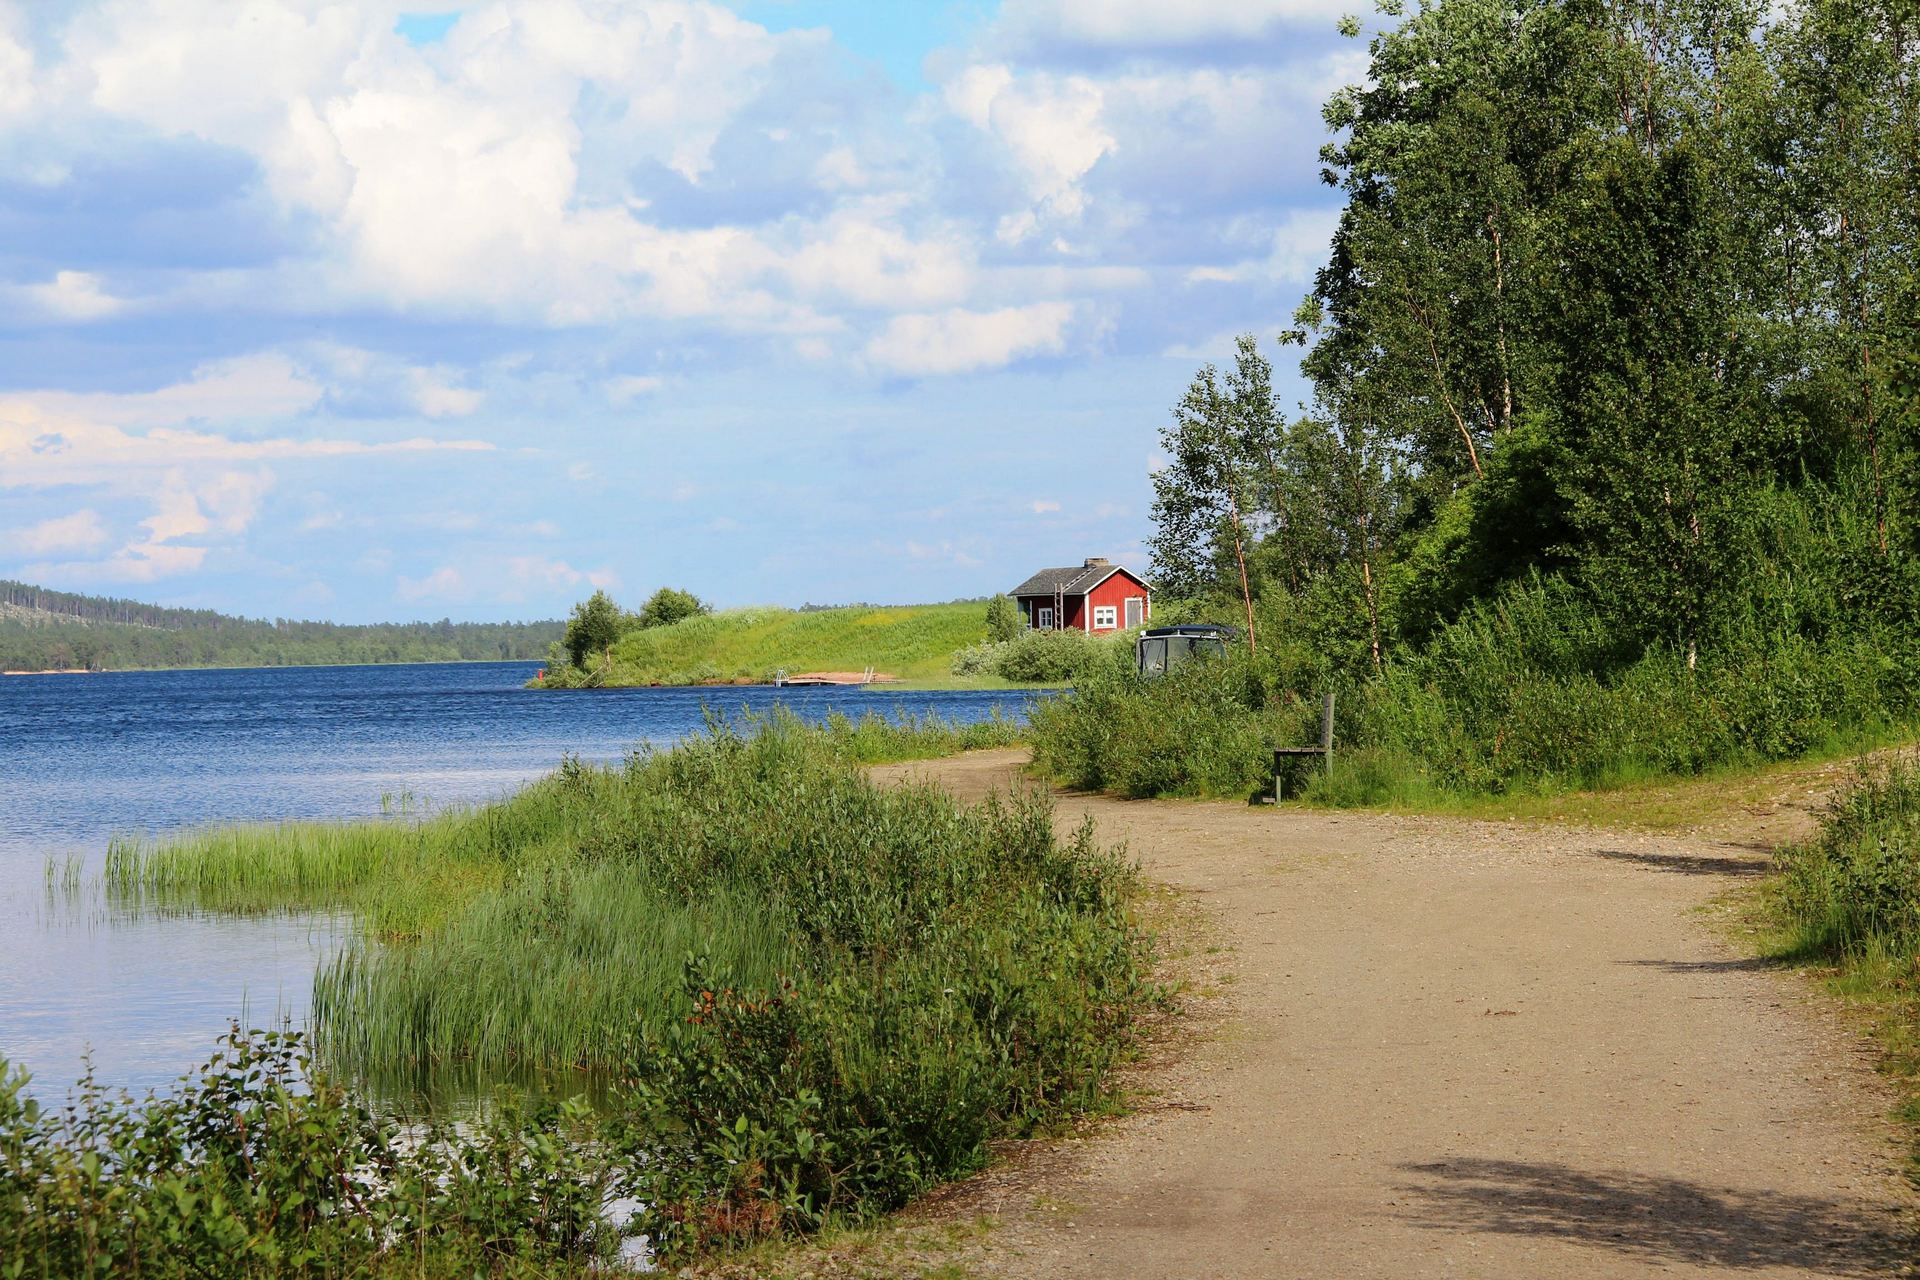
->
[0,1028,613,1279]
[1775,758,1920,960]
[103,712,1152,1261]
[1030,573,1920,801]
[990,628,1128,683]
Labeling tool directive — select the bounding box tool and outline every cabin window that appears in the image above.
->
[1093,605,1118,629]
[1037,606,1054,629]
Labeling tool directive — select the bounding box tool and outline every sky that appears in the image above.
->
[0,0,1363,622]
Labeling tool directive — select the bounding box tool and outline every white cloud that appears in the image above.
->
[995,0,1354,49]
[1186,207,1340,285]
[1029,499,1061,514]
[865,302,1075,376]
[397,565,466,602]
[10,271,126,323]
[605,375,664,404]
[10,509,110,556]
[507,554,616,591]
[408,368,484,418]
[946,65,1112,243]
[0,355,493,493]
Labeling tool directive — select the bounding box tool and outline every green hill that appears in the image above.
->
[0,580,561,673]
[554,601,993,687]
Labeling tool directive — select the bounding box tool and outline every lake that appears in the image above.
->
[0,662,1039,1099]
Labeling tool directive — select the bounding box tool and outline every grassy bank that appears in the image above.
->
[1765,756,1920,1157]
[1030,577,1920,805]
[98,712,1150,1258]
[542,600,993,687]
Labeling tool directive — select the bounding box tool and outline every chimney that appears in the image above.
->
[1083,557,1110,568]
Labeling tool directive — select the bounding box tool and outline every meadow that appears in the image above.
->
[91,711,1150,1259]
[543,601,997,687]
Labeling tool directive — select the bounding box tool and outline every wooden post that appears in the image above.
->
[1320,691,1336,776]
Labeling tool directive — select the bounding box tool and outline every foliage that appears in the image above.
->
[562,589,628,669]
[1774,757,1920,961]
[951,628,1133,684]
[0,580,559,673]
[0,1027,616,1279]
[102,713,1150,1259]
[1121,0,1920,801]
[543,600,994,687]
[638,586,710,630]
[984,593,1021,643]
[1033,567,1920,801]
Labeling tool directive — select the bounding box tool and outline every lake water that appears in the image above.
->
[0,662,1039,1099]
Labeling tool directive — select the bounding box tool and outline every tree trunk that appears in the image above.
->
[1403,286,1485,479]
[1225,474,1257,654]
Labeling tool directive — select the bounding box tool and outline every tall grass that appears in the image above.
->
[1773,756,1920,961]
[101,710,1152,1256]
[1030,573,1920,802]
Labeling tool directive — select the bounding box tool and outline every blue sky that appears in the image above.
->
[0,0,1361,621]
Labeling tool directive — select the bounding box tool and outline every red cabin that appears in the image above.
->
[1010,558,1151,634]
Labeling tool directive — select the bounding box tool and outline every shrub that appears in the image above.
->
[105,713,1152,1262]
[985,594,1021,643]
[992,628,1118,683]
[638,586,709,629]
[1774,757,1920,960]
[1030,573,1920,801]
[0,1028,614,1279]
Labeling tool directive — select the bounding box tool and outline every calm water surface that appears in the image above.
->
[0,662,1038,1098]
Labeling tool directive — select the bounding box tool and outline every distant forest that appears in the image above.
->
[0,581,562,672]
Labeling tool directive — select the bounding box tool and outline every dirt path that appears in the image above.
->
[865,751,1919,1279]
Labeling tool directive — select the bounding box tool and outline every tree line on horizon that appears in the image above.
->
[0,579,562,671]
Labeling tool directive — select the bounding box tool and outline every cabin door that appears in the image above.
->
[1124,596,1144,629]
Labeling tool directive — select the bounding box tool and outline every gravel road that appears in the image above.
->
[864,750,1919,1279]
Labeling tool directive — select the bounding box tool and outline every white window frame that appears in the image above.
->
[1093,605,1118,630]
[1124,596,1145,629]
[1036,605,1054,629]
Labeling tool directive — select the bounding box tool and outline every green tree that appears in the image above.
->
[563,590,626,668]
[984,594,1020,642]
[638,587,709,630]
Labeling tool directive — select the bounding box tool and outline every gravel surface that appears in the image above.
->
[862,750,1920,1279]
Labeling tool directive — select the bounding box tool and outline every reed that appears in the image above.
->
[100,710,1150,1253]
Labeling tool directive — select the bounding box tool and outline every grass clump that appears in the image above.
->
[1773,757,1920,961]
[103,711,1153,1259]
[1764,757,1920,1167]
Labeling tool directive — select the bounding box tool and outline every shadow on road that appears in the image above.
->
[1396,1157,1911,1275]
[1593,847,1773,877]
[1616,956,1782,974]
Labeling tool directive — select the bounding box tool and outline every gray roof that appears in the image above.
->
[1009,562,1146,598]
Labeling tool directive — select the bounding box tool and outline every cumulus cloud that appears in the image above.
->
[507,554,617,591]
[10,509,111,556]
[397,565,466,602]
[946,65,1112,243]
[865,302,1076,376]
[1187,206,1341,284]
[408,368,484,418]
[9,271,127,323]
